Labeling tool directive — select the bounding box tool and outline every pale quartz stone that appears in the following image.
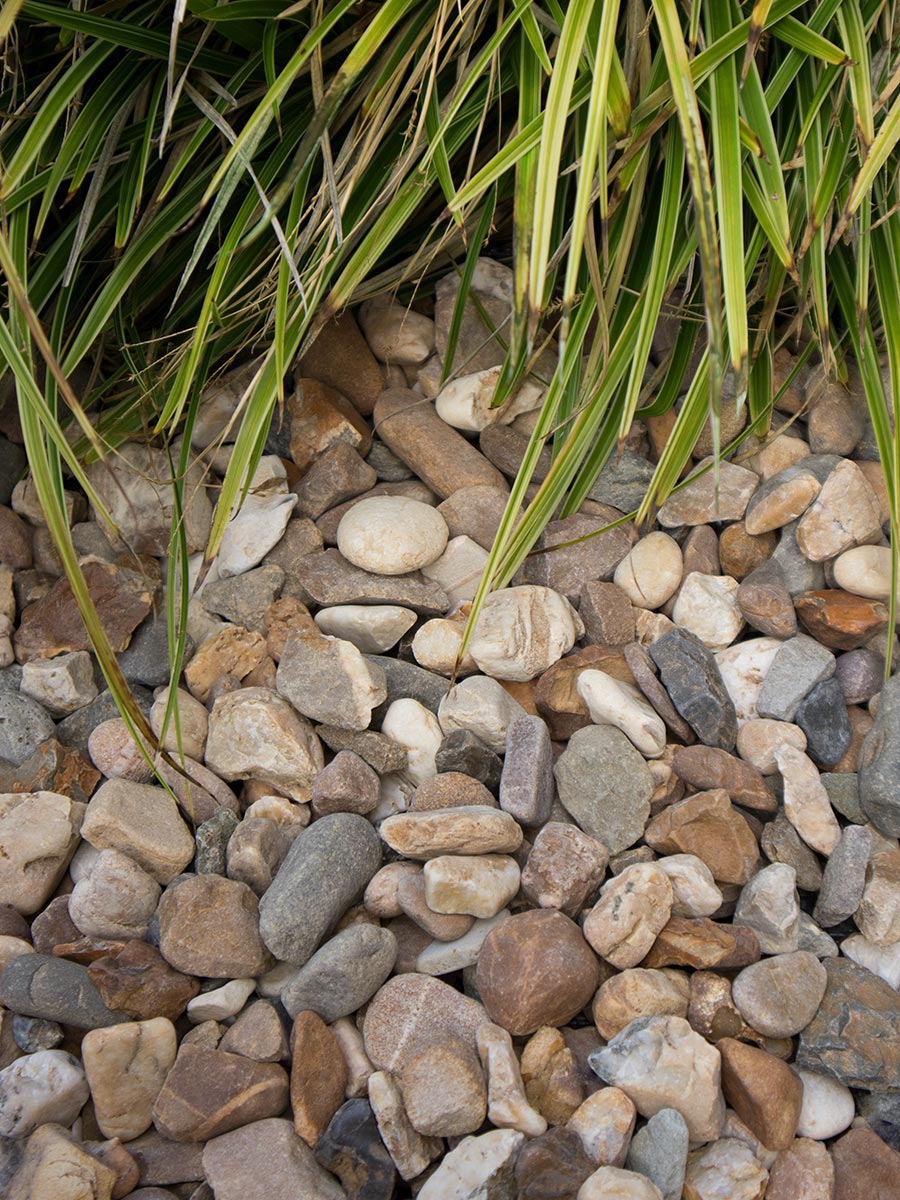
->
[569,1088,637,1166]
[0,1049,89,1137]
[359,296,436,364]
[841,933,900,988]
[151,686,208,760]
[314,604,417,653]
[20,650,98,716]
[81,1018,177,1141]
[332,1016,375,1098]
[381,698,443,784]
[337,496,449,575]
[438,675,529,753]
[733,863,800,955]
[719,1110,779,1170]
[634,609,676,644]
[421,536,489,603]
[576,670,666,758]
[68,839,102,883]
[372,772,415,823]
[369,1070,443,1180]
[187,978,256,1023]
[715,638,782,723]
[0,791,85,915]
[578,1166,663,1200]
[380,806,523,861]
[468,585,584,681]
[671,574,744,651]
[418,1129,525,1200]
[794,1067,856,1139]
[216,458,298,578]
[436,367,543,433]
[255,960,298,1000]
[657,459,758,526]
[412,614,479,676]
[583,864,674,969]
[68,847,161,940]
[683,1138,768,1200]
[417,911,510,976]
[365,862,422,919]
[832,544,894,600]
[736,719,807,774]
[0,935,33,973]
[775,744,841,856]
[796,459,883,561]
[476,1021,547,1137]
[655,855,723,918]
[192,358,260,448]
[743,433,810,479]
[614,532,683,610]
[589,1016,725,1144]
[424,855,521,918]
[244,794,310,828]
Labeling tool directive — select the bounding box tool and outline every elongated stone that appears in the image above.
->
[648,630,737,751]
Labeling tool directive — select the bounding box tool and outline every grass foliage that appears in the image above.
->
[0,0,899,727]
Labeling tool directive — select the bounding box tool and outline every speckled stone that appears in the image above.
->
[648,629,737,751]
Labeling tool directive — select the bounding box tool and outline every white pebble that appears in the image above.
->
[576,670,666,758]
[614,532,683,610]
[337,496,449,576]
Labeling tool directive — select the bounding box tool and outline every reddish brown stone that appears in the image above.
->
[408,772,497,811]
[831,1127,900,1200]
[642,918,760,970]
[152,1044,289,1142]
[0,738,100,803]
[290,1011,348,1146]
[644,789,760,885]
[687,971,761,1044]
[795,589,890,650]
[767,1138,834,1200]
[283,378,372,474]
[296,311,385,417]
[88,940,200,1021]
[515,1126,594,1200]
[13,561,154,662]
[54,937,128,965]
[157,874,273,979]
[534,645,635,740]
[672,745,775,812]
[718,523,777,579]
[0,504,32,569]
[30,895,80,954]
[718,1037,803,1150]
[476,909,600,1036]
[264,596,318,661]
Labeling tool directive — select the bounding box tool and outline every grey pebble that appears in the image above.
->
[434,729,502,791]
[554,725,652,855]
[625,1108,689,1200]
[813,824,871,928]
[794,676,852,766]
[756,634,835,722]
[369,655,450,717]
[858,673,900,837]
[117,618,195,688]
[195,809,240,875]
[499,714,554,827]
[0,693,54,766]
[648,628,737,750]
[0,954,130,1029]
[280,924,397,1022]
[11,1015,63,1052]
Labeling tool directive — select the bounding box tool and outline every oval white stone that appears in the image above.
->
[614,532,683,610]
[337,496,449,576]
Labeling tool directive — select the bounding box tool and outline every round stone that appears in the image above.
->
[476,909,601,1036]
[794,1067,855,1140]
[613,532,683,611]
[731,951,827,1038]
[336,496,449,575]
[832,544,893,600]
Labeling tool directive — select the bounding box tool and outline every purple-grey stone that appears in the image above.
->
[499,714,554,827]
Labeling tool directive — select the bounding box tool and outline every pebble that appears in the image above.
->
[293,547,449,614]
[732,950,827,1037]
[158,874,272,979]
[69,847,161,940]
[592,970,690,1041]
[418,1128,524,1200]
[415,910,510,975]
[362,972,487,1072]
[202,1117,346,1200]
[310,749,379,818]
[521,822,609,917]
[218,999,287,1062]
[583,864,674,968]
[733,863,800,954]
[438,675,528,752]
[276,628,387,732]
[682,1138,768,1200]
[412,612,478,675]
[672,745,774,811]
[421,535,489,603]
[477,1021,547,1137]
[520,1025,584,1124]
[578,1167,663,1200]
[289,1010,347,1146]
[336,495,448,576]
[554,725,653,854]
[381,805,521,859]
[424,854,520,918]
[82,1017,177,1140]
[858,673,900,836]
[613,532,683,610]
[359,296,434,363]
[576,671,666,757]
[314,604,416,653]
[204,687,325,802]
[435,727,503,788]
[0,952,129,1028]
[794,1066,856,1139]
[793,676,852,765]
[468,585,583,681]
[671,573,743,650]
[643,790,759,886]
[743,464,822,534]
[736,560,797,638]
[568,1087,637,1168]
[714,636,781,723]
[736,718,806,773]
[258,812,381,964]
[655,855,722,918]
[381,697,442,784]
[6,1123,117,1199]
[833,543,894,599]
[317,723,408,774]
[0,791,84,916]
[496,713,553,827]
[625,1108,689,1200]
[775,743,841,855]
[515,1125,596,1199]
[649,629,737,750]
[657,459,758,526]
[0,1047,89,1137]
[813,824,871,927]
[20,649,98,716]
[399,1034,487,1137]
[477,909,601,1036]
[187,978,256,1023]
[589,1016,725,1143]
[579,581,636,647]
[796,459,882,560]
[756,633,835,722]
[718,1037,802,1150]
[279,923,396,1021]
[80,778,194,885]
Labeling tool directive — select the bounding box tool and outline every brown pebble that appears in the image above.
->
[642,917,760,970]
[831,1127,900,1200]
[408,772,497,811]
[644,790,760,885]
[88,941,199,1022]
[718,524,777,579]
[718,1036,803,1150]
[795,589,890,650]
[290,1011,348,1146]
[672,745,775,811]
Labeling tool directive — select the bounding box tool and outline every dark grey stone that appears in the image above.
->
[280,924,397,1022]
[0,666,21,693]
[821,772,865,823]
[365,440,413,482]
[520,511,634,604]
[71,521,118,562]
[315,725,408,775]
[771,519,826,596]
[0,434,26,505]
[0,954,130,1028]
[625,1108,689,1200]
[499,714,554,827]
[434,729,502,791]
[813,825,871,928]
[11,1014,64,1052]
[835,648,885,706]
[553,725,653,854]
[858,673,900,836]
[368,655,450,718]
[195,808,240,875]
[314,1099,397,1200]
[118,617,195,688]
[794,676,852,766]
[760,810,823,891]
[258,813,382,965]
[587,449,655,514]
[0,693,54,766]
[857,1091,900,1151]
[802,453,844,483]
[56,685,154,754]
[199,564,284,634]
[648,628,738,750]
[0,1134,23,1192]
[756,634,835,722]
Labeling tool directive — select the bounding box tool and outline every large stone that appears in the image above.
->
[644,790,759,886]
[0,954,129,1028]
[796,459,882,561]
[468,586,584,681]
[337,495,448,575]
[399,1034,487,1137]
[0,791,83,915]
[82,1018,177,1141]
[554,726,653,855]
[438,675,529,753]
[0,1049,89,1137]
[796,958,900,1090]
[6,1123,116,1200]
[68,847,161,940]
[279,924,397,1021]
[648,630,737,750]
[259,813,382,965]
[203,1116,346,1200]
[158,874,272,978]
[275,629,387,731]
[521,822,609,917]
[419,1128,524,1200]
[476,909,601,1036]
[363,973,487,1072]
[831,1127,900,1200]
[291,548,449,616]
[732,951,828,1038]
[81,778,194,884]
[583,865,674,969]
[718,1038,802,1150]
[756,634,835,722]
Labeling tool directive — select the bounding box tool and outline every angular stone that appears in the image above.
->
[476,909,600,1036]
[409,772,497,813]
[796,459,882,561]
[0,953,128,1028]
[291,443,376,521]
[814,824,871,927]
[736,561,797,639]
[672,746,774,812]
[13,561,153,662]
[0,791,83,915]
[579,581,636,647]
[648,630,737,750]
[399,1033,487,1137]
[499,714,554,827]
[313,1098,397,1199]
[756,634,835,722]
[81,778,194,885]
[476,1021,546,1138]
[641,918,759,971]
[315,604,416,654]
[583,865,673,969]
[858,673,900,836]
[203,1116,346,1200]
[82,1018,177,1141]
[658,459,758,526]
[733,863,800,955]
[317,724,408,774]
[554,726,652,855]
[644,790,759,886]
[6,1124,116,1200]
[718,1038,802,1151]
[714,637,782,724]
[424,855,519,918]
[292,549,449,616]
[625,1108,689,1200]
[289,1011,347,1146]
[88,940,198,1022]
[831,1127,900,1200]
[276,629,387,732]
[794,676,852,766]
[795,589,889,651]
[368,1068,443,1180]
[592,970,690,1041]
[655,856,722,919]
[515,1125,595,1200]
[623,643,695,743]
[775,744,841,856]
[298,310,385,416]
[682,1138,768,1200]
[259,813,381,965]
[0,1048,88,1137]
[522,512,635,605]
[521,822,609,918]
[420,1128,524,1200]
[68,847,161,940]
[732,951,828,1038]
[158,874,271,978]
[468,585,583,682]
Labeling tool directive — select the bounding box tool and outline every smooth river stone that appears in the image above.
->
[336,495,448,575]
[363,973,488,1072]
[554,725,653,855]
[0,953,129,1029]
